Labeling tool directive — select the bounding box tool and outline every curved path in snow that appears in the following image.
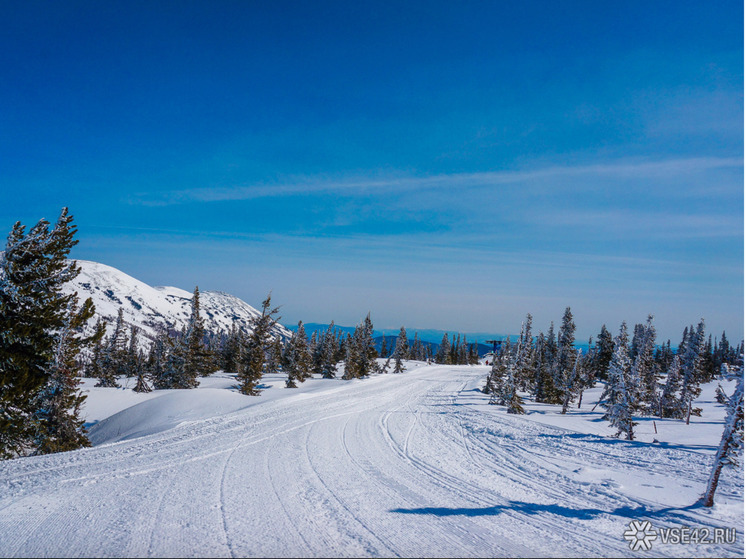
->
[0,365,741,557]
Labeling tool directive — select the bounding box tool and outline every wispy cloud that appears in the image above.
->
[126,156,742,206]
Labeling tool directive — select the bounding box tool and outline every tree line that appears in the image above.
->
[483,308,741,435]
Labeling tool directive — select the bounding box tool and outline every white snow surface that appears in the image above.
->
[64,260,291,343]
[0,363,743,558]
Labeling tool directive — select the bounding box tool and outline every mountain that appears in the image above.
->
[64,260,291,344]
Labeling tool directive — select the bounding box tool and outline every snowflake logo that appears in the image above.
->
[623,520,658,551]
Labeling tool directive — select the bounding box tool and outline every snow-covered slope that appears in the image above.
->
[64,260,290,342]
[0,365,742,558]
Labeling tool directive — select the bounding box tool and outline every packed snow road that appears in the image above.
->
[0,365,742,557]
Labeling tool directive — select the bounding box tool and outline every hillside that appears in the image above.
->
[63,260,291,343]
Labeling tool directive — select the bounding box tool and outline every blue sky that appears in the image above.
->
[1,0,743,342]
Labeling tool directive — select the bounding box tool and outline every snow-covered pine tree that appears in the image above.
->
[600,322,636,440]
[560,349,583,414]
[0,208,97,458]
[220,324,243,374]
[515,313,534,391]
[435,333,451,364]
[266,337,283,376]
[659,355,686,418]
[148,330,173,389]
[342,315,377,379]
[342,333,359,380]
[535,323,559,403]
[392,327,408,373]
[238,293,280,395]
[32,297,100,454]
[554,307,577,409]
[380,335,389,359]
[83,318,107,378]
[96,308,126,387]
[593,324,614,381]
[185,286,213,378]
[284,321,313,387]
[632,315,659,414]
[129,325,151,393]
[679,319,706,423]
[320,322,338,378]
[702,360,744,506]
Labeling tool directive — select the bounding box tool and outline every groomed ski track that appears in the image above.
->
[0,365,741,557]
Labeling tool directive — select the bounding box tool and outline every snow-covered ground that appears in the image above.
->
[0,362,742,557]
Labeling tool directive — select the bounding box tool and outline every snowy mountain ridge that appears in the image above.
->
[62,259,291,343]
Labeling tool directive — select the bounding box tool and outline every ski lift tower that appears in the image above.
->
[485,339,502,357]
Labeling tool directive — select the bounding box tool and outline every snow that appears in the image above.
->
[64,260,291,345]
[0,363,742,558]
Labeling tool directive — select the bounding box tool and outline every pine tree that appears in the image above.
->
[554,308,577,409]
[221,324,243,374]
[96,308,125,387]
[535,323,559,403]
[593,324,614,381]
[632,315,659,414]
[435,333,451,364]
[342,334,359,380]
[284,321,313,387]
[84,318,107,378]
[266,337,283,376]
[702,360,744,506]
[320,322,338,379]
[0,208,97,458]
[392,327,409,373]
[148,330,172,389]
[184,286,212,378]
[659,355,686,418]
[128,325,151,393]
[600,322,636,440]
[342,315,377,379]
[515,313,534,391]
[680,319,706,423]
[237,294,281,395]
[32,298,100,454]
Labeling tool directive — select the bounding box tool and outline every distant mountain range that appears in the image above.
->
[287,323,591,355]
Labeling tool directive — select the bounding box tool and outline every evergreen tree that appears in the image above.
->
[702,360,744,506]
[679,319,706,423]
[83,318,107,378]
[392,327,409,373]
[515,313,534,391]
[535,323,559,403]
[593,324,614,381]
[380,335,389,359]
[659,355,686,418]
[435,333,451,364]
[284,321,313,387]
[600,322,636,440]
[0,208,96,458]
[221,324,243,374]
[32,298,100,454]
[128,325,151,393]
[266,337,283,376]
[554,308,577,408]
[184,286,212,378]
[148,330,172,389]
[342,315,377,379]
[320,322,338,379]
[632,315,659,414]
[238,293,281,395]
